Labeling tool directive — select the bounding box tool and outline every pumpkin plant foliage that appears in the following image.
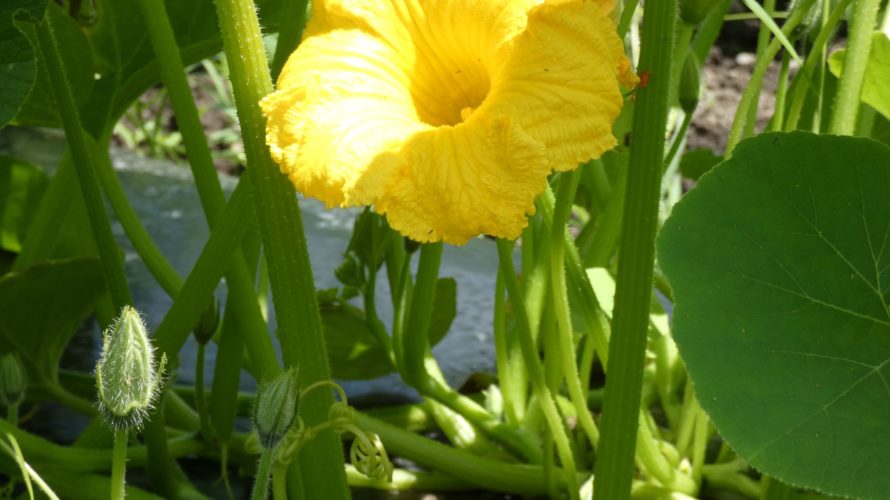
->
[659,132,890,499]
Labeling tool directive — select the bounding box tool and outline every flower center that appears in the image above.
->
[410,52,491,127]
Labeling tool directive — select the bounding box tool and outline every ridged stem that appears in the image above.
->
[591,1,678,499]
[212,0,348,495]
[496,239,580,500]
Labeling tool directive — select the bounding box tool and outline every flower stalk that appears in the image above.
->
[212,0,349,495]
[592,1,679,499]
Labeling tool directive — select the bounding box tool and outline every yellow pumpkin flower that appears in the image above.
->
[261,0,635,245]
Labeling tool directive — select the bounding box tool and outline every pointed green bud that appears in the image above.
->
[679,52,702,114]
[193,297,220,345]
[96,305,165,430]
[253,368,300,450]
[0,354,26,407]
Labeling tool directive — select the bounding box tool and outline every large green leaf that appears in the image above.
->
[0,155,47,253]
[829,32,890,121]
[0,0,47,127]
[0,258,105,385]
[658,132,890,499]
[80,0,284,135]
[13,3,95,127]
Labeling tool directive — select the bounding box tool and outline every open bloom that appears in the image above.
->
[261,0,635,244]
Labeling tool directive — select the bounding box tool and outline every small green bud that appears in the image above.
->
[334,255,363,288]
[193,297,220,345]
[253,368,300,450]
[96,305,165,430]
[680,0,718,25]
[679,52,702,114]
[0,354,26,407]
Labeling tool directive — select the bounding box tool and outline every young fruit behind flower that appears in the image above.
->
[262,0,636,244]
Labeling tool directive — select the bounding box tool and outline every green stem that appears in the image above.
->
[7,403,18,428]
[496,239,580,500]
[135,0,280,386]
[691,0,733,63]
[550,173,600,449]
[591,1,678,499]
[828,0,881,135]
[213,0,348,495]
[272,465,288,500]
[742,0,776,138]
[250,450,274,500]
[769,52,791,132]
[35,13,132,309]
[355,412,571,496]
[493,273,521,426]
[110,429,128,500]
[782,0,853,131]
[195,343,212,442]
[726,0,817,153]
[270,0,309,80]
[91,142,183,297]
[401,244,537,460]
[402,244,442,388]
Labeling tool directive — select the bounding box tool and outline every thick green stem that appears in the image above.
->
[496,239,580,500]
[35,14,132,309]
[213,0,348,495]
[402,243,443,388]
[591,1,678,499]
[828,0,881,135]
[110,429,128,500]
[135,0,280,384]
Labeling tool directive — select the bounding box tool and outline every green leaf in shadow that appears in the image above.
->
[0,155,47,253]
[0,0,48,127]
[0,258,105,385]
[658,132,890,499]
[13,3,95,128]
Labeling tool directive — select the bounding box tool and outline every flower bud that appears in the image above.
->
[334,255,363,288]
[0,354,26,407]
[679,52,702,114]
[193,297,220,345]
[253,368,301,450]
[96,305,164,430]
[680,0,718,26]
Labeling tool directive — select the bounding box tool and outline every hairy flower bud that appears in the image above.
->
[679,53,702,114]
[193,297,220,345]
[96,305,164,430]
[253,368,301,450]
[0,354,26,407]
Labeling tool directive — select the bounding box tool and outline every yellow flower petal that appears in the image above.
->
[378,114,549,245]
[261,29,421,206]
[263,0,634,244]
[485,0,630,171]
